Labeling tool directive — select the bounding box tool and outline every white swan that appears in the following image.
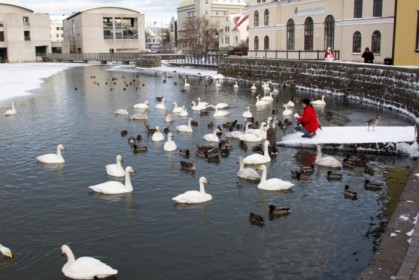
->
[261,92,274,102]
[237,157,260,182]
[216,79,221,87]
[191,101,206,111]
[246,121,267,138]
[89,166,136,194]
[286,99,295,107]
[4,102,17,116]
[282,104,293,115]
[250,83,257,91]
[37,144,66,164]
[164,132,177,152]
[164,112,175,123]
[207,105,229,117]
[130,112,148,120]
[257,165,294,191]
[61,244,118,280]
[214,102,229,109]
[255,95,270,107]
[203,128,221,142]
[242,106,253,118]
[197,97,209,108]
[0,243,13,258]
[172,102,184,113]
[311,95,326,106]
[179,106,189,116]
[155,98,166,110]
[176,117,193,132]
[226,130,244,139]
[151,126,165,142]
[272,86,279,94]
[114,108,128,115]
[238,122,265,142]
[233,81,239,89]
[105,155,124,177]
[133,100,149,109]
[243,140,271,165]
[315,145,342,168]
[172,177,212,204]
[184,79,190,88]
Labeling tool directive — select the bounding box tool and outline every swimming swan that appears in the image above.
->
[242,106,252,118]
[61,244,118,280]
[89,166,136,194]
[257,164,294,191]
[4,102,17,116]
[172,177,212,204]
[203,128,221,142]
[282,104,293,115]
[172,102,184,113]
[237,157,260,182]
[0,243,13,258]
[176,117,193,132]
[315,145,342,168]
[37,144,66,164]
[105,155,124,177]
[151,126,165,142]
[250,83,257,91]
[164,132,177,151]
[133,100,149,109]
[261,92,274,102]
[243,140,271,165]
[155,98,166,110]
[311,95,326,106]
[114,108,128,115]
[255,95,270,107]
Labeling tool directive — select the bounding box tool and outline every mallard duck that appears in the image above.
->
[344,185,357,200]
[269,205,291,216]
[132,144,147,153]
[206,154,220,163]
[327,171,342,180]
[290,169,302,179]
[128,136,136,146]
[145,124,156,135]
[249,213,264,226]
[179,149,190,158]
[364,164,375,175]
[120,130,128,137]
[179,160,196,171]
[364,179,383,191]
[342,158,355,169]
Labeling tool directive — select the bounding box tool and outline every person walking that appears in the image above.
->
[324,47,335,61]
[362,47,374,63]
[294,98,319,138]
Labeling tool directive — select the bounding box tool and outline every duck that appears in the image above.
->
[105,155,125,177]
[89,166,136,194]
[164,132,177,152]
[176,117,193,132]
[243,140,271,165]
[203,128,221,143]
[311,95,326,106]
[233,81,239,89]
[300,164,315,174]
[236,157,260,182]
[256,164,294,191]
[164,112,175,123]
[261,92,274,102]
[364,179,383,191]
[364,164,375,175]
[269,205,291,216]
[133,100,149,109]
[132,144,147,153]
[61,244,118,280]
[282,104,293,115]
[179,149,190,158]
[172,177,211,204]
[155,98,166,110]
[145,124,157,135]
[4,102,17,116]
[255,95,270,107]
[172,102,184,113]
[129,112,148,120]
[120,130,128,137]
[0,243,13,258]
[315,145,342,168]
[242,106,253,118]
[114,107,128,115]
[151,126,165,142]
[250,83,257,91]
[37,144,66,164]
[249,213,264,226]
[327,171,342,180]
[128,136,136,146]
[179,160,196,171]
[206,153,220,163]
[344,185,358,200]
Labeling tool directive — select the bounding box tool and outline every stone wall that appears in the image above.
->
[135,56,161,68]
[218,58,419,120]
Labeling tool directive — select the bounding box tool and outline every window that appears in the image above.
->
[264,36,269,50]
[354,0,362,18]
[24,31,30,41]
[417,12,419,50]
[254,11,259,27]
[352,31,361,52]
[264,10,269,26]
[324,15,335,50]
[371,30,381,53]
[0,31,4,42]
[304,17,313,51]
[254,36,259,51]
[0,16,3,27]
[287,19,295,50]
[23,16,29,26]
[373,0,382,17]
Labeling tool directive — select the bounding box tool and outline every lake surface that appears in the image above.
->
[0,64,415,280]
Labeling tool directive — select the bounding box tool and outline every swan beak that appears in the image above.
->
[6,252,13,258]
[132,168,137,173]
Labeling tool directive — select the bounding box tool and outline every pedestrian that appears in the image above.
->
[324,47,335,61]
[361,47,374,63]
[294,98,319,138]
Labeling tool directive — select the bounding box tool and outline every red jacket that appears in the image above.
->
[298,105,319,133]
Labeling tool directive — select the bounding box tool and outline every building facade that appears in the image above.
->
[63,6,145,54]
[0,3,51,63]
[50,16,64,53]
[247,0,395,64]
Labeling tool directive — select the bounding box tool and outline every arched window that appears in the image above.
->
[264,36,269,50]
[352,31,361,52]
[304,17,313,51]
[371,30,381,53]
[254,11,259,27]
[287,19,295,50]
[324,15,335,50]
[254,36,259,51]
[264,10,269,26]
[354,0,363,18]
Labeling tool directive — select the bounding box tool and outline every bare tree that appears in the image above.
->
[178,16,218,54]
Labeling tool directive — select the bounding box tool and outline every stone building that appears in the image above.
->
[0,3,51,63]
[50,16,64,53]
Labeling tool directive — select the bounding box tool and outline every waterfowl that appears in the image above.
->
[172,102,184,113]
[236,157,260,182]
[176,117,193,132]
[145,124,157,135]
[286,98,295,107]
[233,81,239,89]
[327,171,342,180]
[206,153,220,163]
[364,179,383,191]
[133,100,149,109]
[367,114,380,131]
[311,95,326,106]
[120,130,128,137]
[164,132,177,151]
[132,144,147,153]
[197,97,209,108]
[37,144,66,164]
[179,106,189,116]
[164,112,175,123]
[315,145,342,168]
[0,243,13,258]
[191,119,198,126]
[184,79,190,88]
[172,177,211,204]
[89,166,136,194]
[61,244,118,280]
[151,126,165,142]
[209,105,229,117]
[269,205,291,216]
[128,136,136,146]
[250,83,257,91]
[261,92,274,102]
[180,160,196,171]
[226,129,244,139]
[179,149,190,158]
[249,213,264,226]
[155,98,166,110]
[300,164,315,174]
[290,169,303,179]
[272,86,279,94]
[242,106,253,118]
[344,185,358,200]
[106,155,125,177]
[243,140,271,165]
[129,112,148,120]
[256,164,294,191]
[114,108,128,115]
[255,95,269,107]
[4,102,17,116]
[214,102,229,109]
[191,101,206,111]
[203,128,221,143]
[216,79,221,87]
[364,164,375,175]
[282,104,293,115]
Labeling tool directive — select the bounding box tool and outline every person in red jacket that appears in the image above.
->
[295,98,319,138]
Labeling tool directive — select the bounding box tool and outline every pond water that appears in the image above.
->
[0,64,415,280]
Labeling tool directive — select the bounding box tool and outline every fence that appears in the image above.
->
[248,49,340,60]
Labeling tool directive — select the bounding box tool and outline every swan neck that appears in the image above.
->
[199,182,206,194]
[260,167,267,182]
[56,147,63,159]
[65,248,75,264]
[125,172,133,191]
[316,145,322,158]
[264,142,269,156]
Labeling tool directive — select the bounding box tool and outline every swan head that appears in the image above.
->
[199,177,208,185]
[256,165,267,172]
[126,166,136,174]
[58,144,66,151]
[116,155,123,162]
[0,244,13,258]
[168,132,174,138]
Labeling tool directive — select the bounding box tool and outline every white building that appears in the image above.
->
[0,3,51,62]
[50,16,64,53]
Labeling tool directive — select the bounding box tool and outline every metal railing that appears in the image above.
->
[248,49,340,60]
